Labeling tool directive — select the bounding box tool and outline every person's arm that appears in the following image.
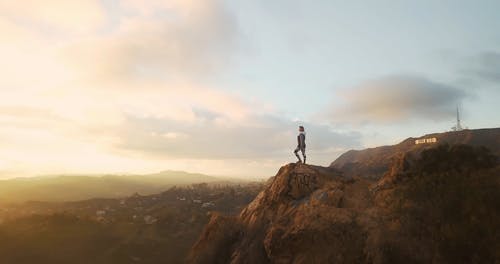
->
[299,134,305,147]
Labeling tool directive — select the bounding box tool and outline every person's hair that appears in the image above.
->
[299,126,304,131]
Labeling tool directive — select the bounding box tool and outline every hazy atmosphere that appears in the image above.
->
[1,0,499,178]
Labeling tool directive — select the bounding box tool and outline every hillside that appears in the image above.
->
[0,182,264,264]
[189,129,500,263]
[0,170,227,203]
[330,128,500,179]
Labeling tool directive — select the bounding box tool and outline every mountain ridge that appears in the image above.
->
[330,127,500,179]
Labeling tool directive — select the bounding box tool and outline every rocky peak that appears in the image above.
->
[189,163,370,264]
[239,163,345,227]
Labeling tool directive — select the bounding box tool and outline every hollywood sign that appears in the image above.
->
[415,137,437,145]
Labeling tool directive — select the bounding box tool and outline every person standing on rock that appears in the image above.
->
[294,126,306,164]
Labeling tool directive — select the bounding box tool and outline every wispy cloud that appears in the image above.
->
[62,0,238,82]
[328,75,470,125]
[466,51,500,83]
[113,113,361,159]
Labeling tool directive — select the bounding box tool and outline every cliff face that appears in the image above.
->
[189,129,500,264]
[330,128,500,180]
[189,163,374,263]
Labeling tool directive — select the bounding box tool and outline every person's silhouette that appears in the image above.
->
[294,126,306,164]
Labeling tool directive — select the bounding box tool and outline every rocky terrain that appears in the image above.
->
[189,128,500,263]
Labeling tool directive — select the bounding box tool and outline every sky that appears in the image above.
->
[0,0,499,179]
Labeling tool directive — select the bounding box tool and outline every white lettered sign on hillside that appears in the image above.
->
[415,137,437,145]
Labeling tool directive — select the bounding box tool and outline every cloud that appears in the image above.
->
[0,0,238,86]
[0,0,105,34]
[62,0,238,82]
[113,113,361,159]
[467,51,500,82]
[329,75,470,125]
[0,77,362,177]
[0,0,360,177]
[0,0,246,177]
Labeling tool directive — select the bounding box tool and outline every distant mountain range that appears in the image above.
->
[0,170,239,203]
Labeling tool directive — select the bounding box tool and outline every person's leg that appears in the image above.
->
[294,147,302,163]
[301,148,306,164]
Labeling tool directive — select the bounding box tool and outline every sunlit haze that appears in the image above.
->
[1,0,499,178]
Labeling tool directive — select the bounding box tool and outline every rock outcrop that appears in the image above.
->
[189,128,500,264]
[189,163,376,264]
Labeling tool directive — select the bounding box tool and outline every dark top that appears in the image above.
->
[297,133,306,148]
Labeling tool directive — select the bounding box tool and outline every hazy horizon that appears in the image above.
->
[1,1,499,178]
[0,168,263,180]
